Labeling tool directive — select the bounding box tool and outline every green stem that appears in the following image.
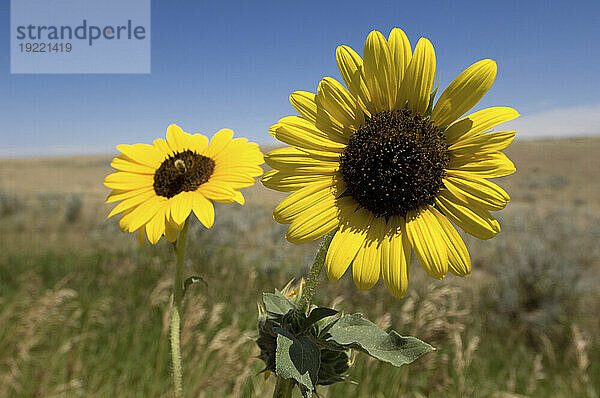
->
[273,377,294,398]
[170,218,189,398]
[272,230,336,398]
[297,230,336,314]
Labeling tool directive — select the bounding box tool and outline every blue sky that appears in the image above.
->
[1,0,599,157]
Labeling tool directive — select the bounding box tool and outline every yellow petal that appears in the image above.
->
[445,107,520,146]
[380,216,411,298]
[316,77,364,129]
[265,164,336,176]
[388,28,412,108]
[169,191,194,225]
[352,216,386,290]
[435,191,500,240]
[106,189,156,219]
[398,38,436,115]
[116,143,163,168]
[278,115,347,146]
[104,172,154,190]
[137,224,146,247]
[275,116,346,153]
[273,180,340,224]
[290,91,318,123]
[210,172,256,189]
[189,133,210,155]
[213,164,263,178]
[431,59,497,128]
[264,146,340,170]
[212,138,263,166]
[191,193,215,229]
[405,207,448,279]
[153,138,175,158]
[448,151,516,178]
[232,191,245,205]
[289,147,342,161]
[429,207,471,277]
[325,207,372,283]
[119,208,135,232]
[268,124,279,138]
[363,30,395,112]
[146,205,167,245]
[443,171,510,210]
[164,219,180,243]
[204,190,245,205]
[204,129,234,158]
[111,155,156,174]
[106,187,154,203]
[335,45,374,115]
[168,215,185,231]
[261,170,334,193]
[125,196,166,233]
[196,181,236,201]
[449,130,516,157]
[285,200,342,244]
[166,124,192,153]
[315,105,354,141]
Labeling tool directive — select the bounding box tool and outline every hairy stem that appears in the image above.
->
[170,218,189,398]
[273,377,295,398]
[297,230,336,313]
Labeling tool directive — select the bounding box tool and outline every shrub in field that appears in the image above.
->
[0,191,21,217]
[485,208,600,346]
[64,193,84,224]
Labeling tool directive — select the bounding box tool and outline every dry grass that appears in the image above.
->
[0,138,599,397]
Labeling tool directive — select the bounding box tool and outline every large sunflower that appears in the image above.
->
[262,28,518,298]
[105,124,264,245]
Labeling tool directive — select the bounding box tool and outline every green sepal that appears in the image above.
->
[263,292,295,316]
[424,86,439,119]
[275,333,321,396]
[317,317,341,339]
[327,313,434,367]
[303,307,338,331]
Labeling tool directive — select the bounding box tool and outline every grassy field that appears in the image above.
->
[0,138,599,397]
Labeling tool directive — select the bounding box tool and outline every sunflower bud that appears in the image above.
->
[256,281,351,387]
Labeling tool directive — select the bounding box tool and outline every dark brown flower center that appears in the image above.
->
[153,150,215,198]
[339,109,449,218]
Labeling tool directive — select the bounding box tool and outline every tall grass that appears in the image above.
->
[0,190,598,397]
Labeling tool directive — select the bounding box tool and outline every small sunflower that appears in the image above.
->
[262,28,518,298]
[105,124,264,245]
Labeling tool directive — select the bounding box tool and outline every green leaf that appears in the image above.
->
[263,292,295,316]
[318,317,341,339]
[304,307,338,329]
[272,326,296,341]
[276,334,321,395]
[327,313,434,367]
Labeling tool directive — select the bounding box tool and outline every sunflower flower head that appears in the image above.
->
[262,28,518,298]
[105,124,264,245]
